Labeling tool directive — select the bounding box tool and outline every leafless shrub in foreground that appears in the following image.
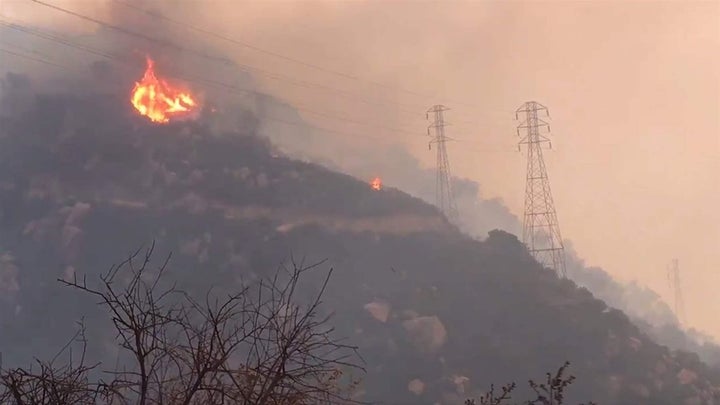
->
[465,362,595,405]
[1,242,363,404]
[0,320,115,404]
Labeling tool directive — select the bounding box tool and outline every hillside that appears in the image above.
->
[0,79,719,404]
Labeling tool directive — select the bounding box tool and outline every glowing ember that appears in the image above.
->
[130,57,197,123]
[370,177,382,191]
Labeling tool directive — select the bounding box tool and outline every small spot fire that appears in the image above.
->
[130,57,198,124]
[370,177,382,191]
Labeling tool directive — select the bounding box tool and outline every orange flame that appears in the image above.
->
[370,177,382,191]
[131,57,197,123]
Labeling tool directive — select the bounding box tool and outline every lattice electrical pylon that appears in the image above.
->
[668,258,687,326]
[427,105,459,222]
[516,101,566,277]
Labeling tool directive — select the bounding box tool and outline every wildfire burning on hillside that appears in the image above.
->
[130,57,198,123]
[370,177,382,191]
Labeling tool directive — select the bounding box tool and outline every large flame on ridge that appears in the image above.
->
[370,177,382,191]
[131,57,197,123]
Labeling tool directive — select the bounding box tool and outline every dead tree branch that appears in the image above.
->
[3,242,363,404]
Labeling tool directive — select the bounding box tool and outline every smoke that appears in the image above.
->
[2,0,718,365]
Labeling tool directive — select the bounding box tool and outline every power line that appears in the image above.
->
[1,11,511,152]
[27,0,233,65]
[30,0,508,128]
[0,18,427,138]
[0,45,387,145]
[0,20,117,60]
[0,13,512,151]
[0,25,425,147]
[0,19,425,139]
[26,0,436,118]
[109,0,482,110]
[0,46,71,69]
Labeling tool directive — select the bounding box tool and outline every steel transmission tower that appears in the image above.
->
[668,258,686,325]
[516,101,566,277]
[427,105,459,221]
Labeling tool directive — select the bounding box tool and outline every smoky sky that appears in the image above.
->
[1,0,718,342]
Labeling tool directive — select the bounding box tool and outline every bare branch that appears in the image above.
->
[4,243,363,404]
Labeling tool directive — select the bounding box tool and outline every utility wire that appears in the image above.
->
[0,46,71,69]
[0,43,392,144]
[109,0,483,110]
[110,0,515,125]
[0,18,429,138]
[0,20,117,60]
[28,0,433,118]
[0,27,425,146]
[1,41,511,154]
[1,12,511,151]
[31,0,508,127]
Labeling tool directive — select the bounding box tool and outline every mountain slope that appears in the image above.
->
[0,84,719,404]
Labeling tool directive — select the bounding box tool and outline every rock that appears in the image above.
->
[402,315,447,353]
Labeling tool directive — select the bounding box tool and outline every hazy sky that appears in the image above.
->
[3,0,719,338]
